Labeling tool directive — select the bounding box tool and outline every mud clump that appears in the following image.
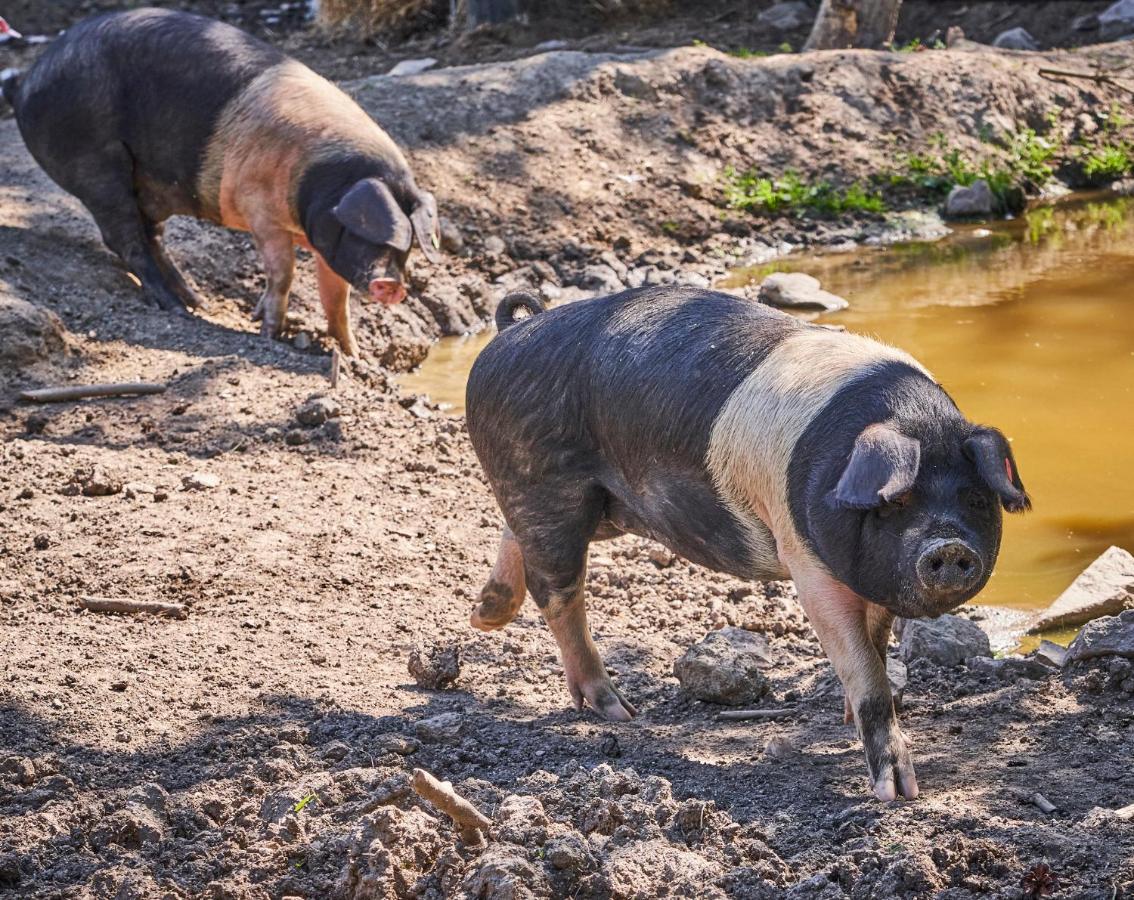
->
[0,296,68,369]
[408,643,462,690]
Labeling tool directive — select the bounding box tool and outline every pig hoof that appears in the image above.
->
[868,732,919,802]
[569,675,637,722]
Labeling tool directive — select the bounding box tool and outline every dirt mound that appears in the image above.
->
[0,295,69,369]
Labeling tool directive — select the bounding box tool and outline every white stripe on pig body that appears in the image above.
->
[706,327,932,572]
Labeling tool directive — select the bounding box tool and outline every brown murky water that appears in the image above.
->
[402,196,1134,616]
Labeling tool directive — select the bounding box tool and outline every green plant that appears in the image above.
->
[293,792,318,814]
[724,168,886,217]
[729,47,770,59]
[1082,144,1133,180]
[777,41,793,53]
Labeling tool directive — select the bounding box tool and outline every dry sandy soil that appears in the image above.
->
[2,5,1134,899]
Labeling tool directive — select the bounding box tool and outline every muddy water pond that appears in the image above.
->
[403,196,1134,618]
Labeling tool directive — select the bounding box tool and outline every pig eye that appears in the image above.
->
[876,491,912,519]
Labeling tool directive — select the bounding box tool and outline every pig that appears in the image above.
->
[0,8,441,356]
[465,286,1030,801]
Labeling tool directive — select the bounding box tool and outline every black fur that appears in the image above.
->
[786,363,1020,618]
[494,292,546,331]
[467,286,798,581]
[0,69,19,107]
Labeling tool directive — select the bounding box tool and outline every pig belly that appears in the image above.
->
[601,467,786,582]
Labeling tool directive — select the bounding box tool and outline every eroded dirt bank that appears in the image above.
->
[2,34,1134,900]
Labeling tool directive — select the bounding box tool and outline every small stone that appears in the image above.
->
[16,487,33,500]
[387,57,438,77]
[124,481,156,499]
[25,414,48,435]
[945,180,994,218]
[648,547,676,568]
[757,272,848,312]
[153,490,169,503]
[2,756,36,786]
[763,735,796,759]
[439,218,464,254]
[757,1,811,31]
[296,395,340,427]
[1066,610,1134,662]
[73,466,121,497]
[483,235,507,256]
[414,712,463,744]
[181,472,219,491]
[898,614,991,667]
[545,832,592,873]
[992,27,1039,50]
[1029,546,1134,633]
[293,331,312,351]
[578,263,623,293]
[33,533,50,551]
[285,428,310,446]
[674,627,773,705]
[408,643,461,690]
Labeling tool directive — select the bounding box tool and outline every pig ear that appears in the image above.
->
[333,178,413,252]
[832,424,921,510]
[410,191,442,264]
[964,427,1031,513]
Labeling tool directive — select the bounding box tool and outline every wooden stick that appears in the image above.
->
[1032,792,1057,815]
[718,708,795,721]
[329,347,341,389]
[1037,67,1134,97]
[80,596,187,619]
[412,768,491,843]
[19,383,167,403]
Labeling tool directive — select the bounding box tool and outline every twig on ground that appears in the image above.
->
[1037,66,1134,97]
[19,383,167,403]
[1032,792,1057,815]
[330,347,341,389]
[718,708,795,721]
[411,767,491,844]
[79,596,187,619]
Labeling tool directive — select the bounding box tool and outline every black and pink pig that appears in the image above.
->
[2,8,441,356]
[465,286,1029,801]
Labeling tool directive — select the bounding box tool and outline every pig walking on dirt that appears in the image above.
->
[1,8,441,356]
[466,286,1030,801]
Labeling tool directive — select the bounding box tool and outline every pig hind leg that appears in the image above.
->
[471,527,527,631]
[248,224,296,341]
[62,145,192,312]
[512,490,636,722]
[145,221,205,310]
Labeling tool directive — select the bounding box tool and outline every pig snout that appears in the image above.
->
[915,538,982,598]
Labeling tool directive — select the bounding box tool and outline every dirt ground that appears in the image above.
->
[3,3,1134,898]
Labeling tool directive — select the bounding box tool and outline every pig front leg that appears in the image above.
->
[315,256,359,357]
[248,226,295,341]
[788,556,917,801]
[471,527,527,631]
[844,601,896,724]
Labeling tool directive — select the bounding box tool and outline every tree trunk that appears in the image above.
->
[804,0,903,51]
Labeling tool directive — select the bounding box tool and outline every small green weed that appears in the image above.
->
[724,168,885,217]
[293,792,318,814]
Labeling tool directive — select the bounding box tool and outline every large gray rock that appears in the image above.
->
[944,180,994,218]
[1100,0,1134,39]
[674,627,772,705]
[1066,610,1134,662]
[1028,546,1134,633]
[898,615,991,667]
[758,1,812,31]
[992,27,1039,50]
[758,272,848,312]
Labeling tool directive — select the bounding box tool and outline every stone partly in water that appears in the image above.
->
[992,27,1040,50]
[1028,545,1134,633]
[1066,610,1134,662]
[673,626,772,705]
[898,615,992,667]
[944,179,994,218]
[757,272,849,312]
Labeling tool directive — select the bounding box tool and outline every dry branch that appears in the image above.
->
[1031,792,1057,815]
[20,383,167,403]
[718,708,795,721]
[1037,67,1134,97]
[412,767,491,843]
[80,596,187,619]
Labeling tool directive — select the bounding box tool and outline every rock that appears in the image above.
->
[297,396,341,430]
[674,627,772,705]
[292,331,313,351]
[90,803,165,849]
[992,27,1039,50]
[407,643,461,690]
[647,547,675,568]
[1072,13,1099,31]
[462,847,546,899]
[967,655,1051,680]
[1100,0,1134,39]
[757,272,848,312]
[483,235,507,256]
[71,466,122,497]
[758,1,812,31]
[945,180,994,218]
[1114,178,1134,197]
[414,712,463,744]
[887,656,908,706]
[439,217,464,254]
[387,57,438,77]
[25,413,49,435]
[124,481,156,499]
[578,263,623,293]
[182,472,220,491]
[1028,546,1134,633]
[495,795,549,844]
[2,756,35,786]
[0,297,68,367]
[1035,640,1068,668]
[763,735,797,760]
[898,615,991,667]
[1066,610,1134,662]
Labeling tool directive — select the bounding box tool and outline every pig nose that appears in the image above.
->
[916,539,982,596]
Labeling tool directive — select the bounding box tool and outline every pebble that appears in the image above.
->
[674,627,773,705]
[32,533,50,551]
[181,472,219,491]
[296,395,341,427]
[414,712,464,744]
[292,331,312,351]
